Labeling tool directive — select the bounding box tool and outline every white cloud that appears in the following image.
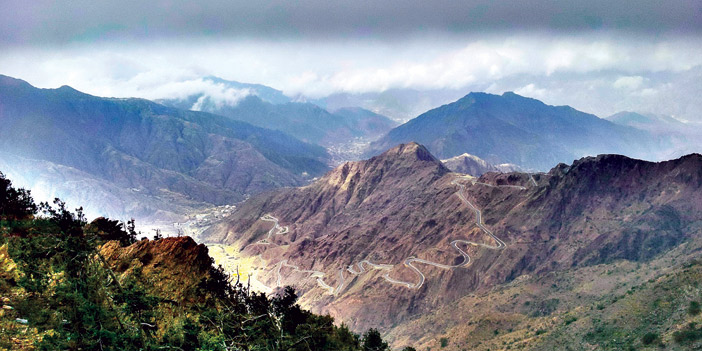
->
[634,88,658,97]
[0,34,701,120]
[613,76,645,90]
[188,83,252,110]
[515,83,547,98]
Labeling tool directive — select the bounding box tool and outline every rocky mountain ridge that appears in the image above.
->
[202,142,702,347]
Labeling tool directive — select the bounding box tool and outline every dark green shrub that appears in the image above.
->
[642,332,658,345]
[688,301,701,315]
[440,337,448,347]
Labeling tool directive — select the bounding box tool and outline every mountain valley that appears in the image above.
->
[4,2,702,350]
[159,77,398,161]
[0,75,331,228]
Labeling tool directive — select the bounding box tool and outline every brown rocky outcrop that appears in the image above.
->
[100,236,212,303]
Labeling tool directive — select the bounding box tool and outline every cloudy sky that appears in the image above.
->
[1,0,701,121]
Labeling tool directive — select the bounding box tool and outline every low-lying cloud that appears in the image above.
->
[1,34,700,121]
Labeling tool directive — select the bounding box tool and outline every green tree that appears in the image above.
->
[0,172,36,220]
[0,171,381,351]
[362,328,389,351]
[85,217,136,247]
[688,301,701,315]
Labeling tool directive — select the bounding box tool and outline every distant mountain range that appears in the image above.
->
[606,111,702,159]
[164,76,466,123]
[368,92,669,170]
[202,141,702,348]
[0,75,330,223]
[606,111,689,134]
[203,76,293,104]
[160,78,698,171]
[2,72,698,225]
[159,77,397,149]
[308,88,471,122]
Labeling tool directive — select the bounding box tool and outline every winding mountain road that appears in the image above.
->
[274,259,345,295]
[344,176,516,289]
[258,173,533,294]
[351,177,510,289]
[261,214,289,240]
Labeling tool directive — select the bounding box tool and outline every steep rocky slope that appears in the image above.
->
[100,237,213,304]
[389,239,702,350]
[202,142,702,347]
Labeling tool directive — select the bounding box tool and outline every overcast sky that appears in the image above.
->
[1,0,701,121]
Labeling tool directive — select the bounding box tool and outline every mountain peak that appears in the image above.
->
[370,88,654,170]
[323,142,447,193]
[56,85,82,94]
[375,142,444,166]
[0,74,33,89]
[457,91,493,103]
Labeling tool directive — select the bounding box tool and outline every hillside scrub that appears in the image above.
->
[0,171,390,350]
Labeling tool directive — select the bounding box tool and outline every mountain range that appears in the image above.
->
[159,77,398,150]
[3,71,702,349]
[156,76,701,173]
[606,111,690,134]
[200,142,702,349]
[368,92,668,170]
[0,75,330,224]
[606,111,702,159]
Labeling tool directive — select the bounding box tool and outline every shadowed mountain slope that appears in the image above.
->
[160,78,397,148]
[0,75,330,221]
[369,92,664,170]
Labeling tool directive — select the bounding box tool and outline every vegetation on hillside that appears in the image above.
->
[0,171,394,350]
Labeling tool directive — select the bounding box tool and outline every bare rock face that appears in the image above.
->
[100,237,212,303]
[442,153,500,176]
[203,144,702,339]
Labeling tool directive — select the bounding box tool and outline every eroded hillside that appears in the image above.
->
[203,143,702,348]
